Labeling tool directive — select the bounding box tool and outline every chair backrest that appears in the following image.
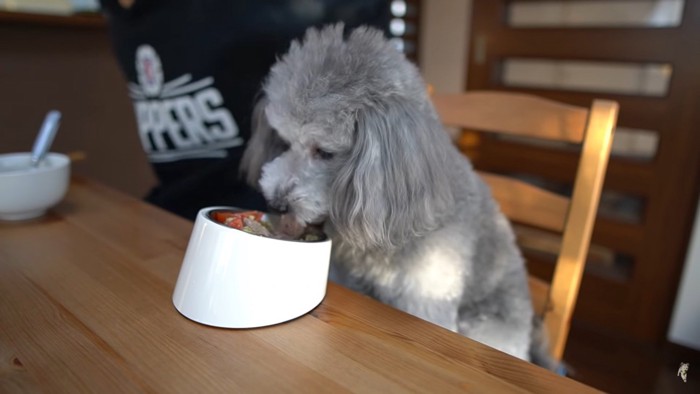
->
[431,90,618,361]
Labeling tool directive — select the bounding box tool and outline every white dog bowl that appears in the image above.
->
[172,207,332,328]
[0,152,70,221]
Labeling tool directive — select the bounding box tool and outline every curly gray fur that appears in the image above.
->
[241,24,546,364]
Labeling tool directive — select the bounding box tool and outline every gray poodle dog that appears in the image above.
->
[241,24,547,365]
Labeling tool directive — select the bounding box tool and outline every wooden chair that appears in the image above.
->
[431,91,619,361]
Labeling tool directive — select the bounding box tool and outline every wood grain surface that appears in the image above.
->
[0,178,598,393]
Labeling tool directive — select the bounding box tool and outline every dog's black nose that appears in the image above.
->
[268,200,289,214]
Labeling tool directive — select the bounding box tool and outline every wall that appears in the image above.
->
[668,197,700,350]
[418,0,471,93]
[0,21,155,198]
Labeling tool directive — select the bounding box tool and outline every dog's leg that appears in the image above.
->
[375,257,466,333]
[457,269,534,361]
[390,295,461,333]
[330,252,463,332]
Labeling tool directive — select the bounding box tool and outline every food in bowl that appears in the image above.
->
[209,209,325,242]
[211,210,270,234]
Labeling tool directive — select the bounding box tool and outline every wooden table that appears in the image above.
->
[0,178,598,393]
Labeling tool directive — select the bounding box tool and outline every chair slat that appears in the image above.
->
[478,171,569,233]
[528,276,551,317]
[433,91,588,143]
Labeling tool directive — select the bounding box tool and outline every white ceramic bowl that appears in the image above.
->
[172,207,332,328]
[0,152,71,221]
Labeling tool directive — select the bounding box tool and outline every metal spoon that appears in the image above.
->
[31,110,61,168]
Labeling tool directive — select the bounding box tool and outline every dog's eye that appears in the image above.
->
[314,147,334,160]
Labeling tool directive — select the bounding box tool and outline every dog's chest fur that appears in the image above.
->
[327,224,475,307]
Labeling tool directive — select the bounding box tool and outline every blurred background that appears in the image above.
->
[1,1,698,392]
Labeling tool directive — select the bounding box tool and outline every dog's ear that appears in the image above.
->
[330,97,455,250]
[240,96,288,188]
